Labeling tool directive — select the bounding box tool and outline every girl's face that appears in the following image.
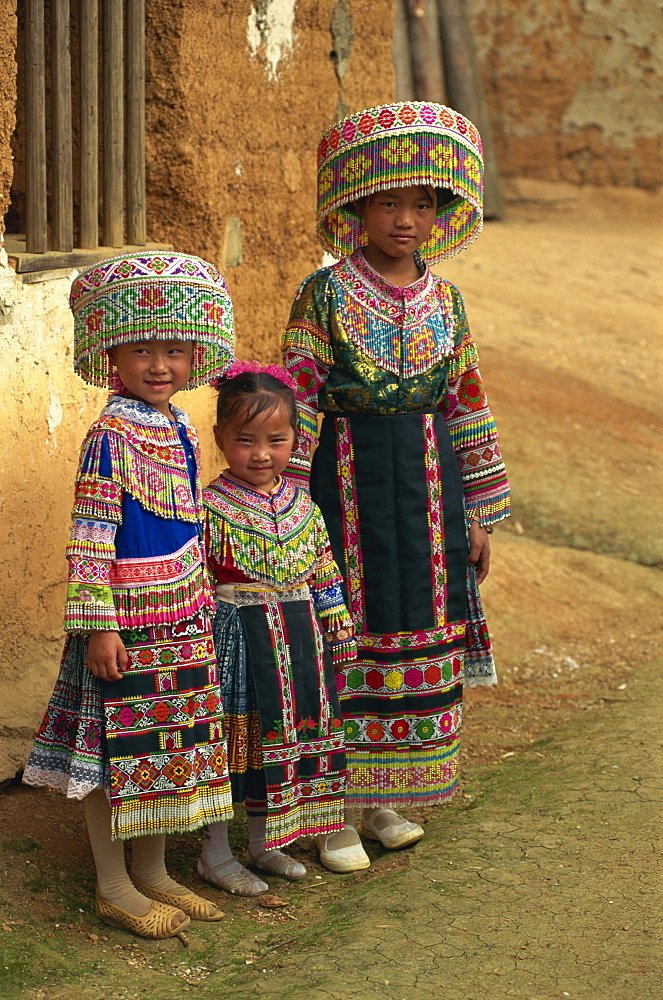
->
[109,338,193,417]
[216,402,296,491]
[359,185,437,262]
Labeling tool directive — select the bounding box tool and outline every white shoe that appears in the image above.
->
[361,808,424,850]
[316,826,370,873]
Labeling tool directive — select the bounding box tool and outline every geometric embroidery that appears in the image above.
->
[423,413,447,627]
[155,670,177,693]
[159,729,183,751]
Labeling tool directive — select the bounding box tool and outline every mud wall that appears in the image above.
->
[469,0,662,189]
[144,0,395,357]
[0,0,15,219]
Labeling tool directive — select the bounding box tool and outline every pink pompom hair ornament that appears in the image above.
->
[212,359,298,394]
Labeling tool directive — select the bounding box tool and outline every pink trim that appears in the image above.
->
[423,414,447,627]
[336,418,366,632]
[214,359,298,394]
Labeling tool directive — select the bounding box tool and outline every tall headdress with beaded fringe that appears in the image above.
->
[69,251,234,389]
[316,102,484,264]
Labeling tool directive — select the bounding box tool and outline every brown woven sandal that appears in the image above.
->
[131,877,224,922]
[95,887,190,942]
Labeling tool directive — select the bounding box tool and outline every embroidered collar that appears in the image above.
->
[215,471,296,515]
[204,472,321,588]
[330,248,455,377]
[102,394,190,428]
[351,247,430,301]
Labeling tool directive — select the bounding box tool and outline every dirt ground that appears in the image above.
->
[0,180,661,999]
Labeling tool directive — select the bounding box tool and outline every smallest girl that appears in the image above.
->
[197,362,365,894]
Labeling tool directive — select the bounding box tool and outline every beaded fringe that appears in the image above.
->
[81,420,200,523]
[265,793,345,850]
[111,574,214,629]
[112,786,233,840]
[207,516,321,589]
[344,741,460,808]
[446,413,499,451]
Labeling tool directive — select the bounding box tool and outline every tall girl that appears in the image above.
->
[23,252,235,940]
[282,103,510,869]
[197,362,362,894]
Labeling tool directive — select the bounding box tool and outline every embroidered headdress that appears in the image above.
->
[316,102,483,264]
[70,251,234,388]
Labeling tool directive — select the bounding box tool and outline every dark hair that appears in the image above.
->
[215,371,298,437]
[351,186,456,217]
[435,187,457,212]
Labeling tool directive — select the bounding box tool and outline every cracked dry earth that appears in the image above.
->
[6,660,660,1000]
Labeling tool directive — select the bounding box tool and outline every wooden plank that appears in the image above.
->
[406,0,446,103]
[5,236,173,274]
[437,0,503,218]
[80,0,99,248]
[102,0,124,247]
[125,0,146,245]
[52,0,73,251]
[25,0,47,253]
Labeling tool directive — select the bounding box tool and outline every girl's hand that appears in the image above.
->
[468,520,491,585]
[87,631,128,682]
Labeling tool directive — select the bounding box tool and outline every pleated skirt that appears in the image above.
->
[212,584,346,849]
[23,613,233,838]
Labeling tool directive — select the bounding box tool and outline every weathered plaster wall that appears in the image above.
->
[0,0,395,778]
[468,0,662,188]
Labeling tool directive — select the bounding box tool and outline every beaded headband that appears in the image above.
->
[213,359,298,395]
[316,102,484,264]
[70,251,234,389]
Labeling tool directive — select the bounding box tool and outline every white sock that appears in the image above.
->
[247,813,306,879]
[200,821,236,869]
[131,834,191,896]
[84,789,150,916]
[199,821,268,895]
[247,813,268,858]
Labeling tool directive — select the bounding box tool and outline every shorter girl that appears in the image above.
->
[197,362,365,894]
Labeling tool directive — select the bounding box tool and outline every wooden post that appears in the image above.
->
[406,0,446,104]
[103,0,124,247]
[80,0,99,249]
[126,0,146,245]
[393,0,415,101]
[437,0,503,218]
[51,0,73,251]
[25,0,47,253]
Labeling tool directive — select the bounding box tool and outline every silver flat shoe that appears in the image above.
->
[196,857,268,896]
